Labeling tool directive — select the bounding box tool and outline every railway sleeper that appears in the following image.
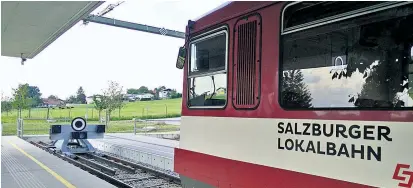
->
[75,155,117,176]
[143,182,167,188]
[86,153,136,173]
[102,154,180,184]
[59,154,134,188]
[122,176,155,182]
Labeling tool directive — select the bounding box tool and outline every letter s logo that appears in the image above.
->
[393,164,413,188]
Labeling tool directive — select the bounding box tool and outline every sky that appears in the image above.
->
[0,0,228,100]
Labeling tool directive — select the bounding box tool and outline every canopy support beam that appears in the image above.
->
[82,15,186,39]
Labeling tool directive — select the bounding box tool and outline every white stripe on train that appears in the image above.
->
[179,116,413,188]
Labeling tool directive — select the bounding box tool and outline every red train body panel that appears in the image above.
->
[180,1,413,122]
[175,149,373,188]
[174,1,413,188]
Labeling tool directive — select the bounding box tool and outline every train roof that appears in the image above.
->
[193,1,233,22]
[191,1,278,32]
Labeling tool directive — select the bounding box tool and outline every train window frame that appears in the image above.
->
[281,1,412,35]
[187,25,229,109]
[279,2,413,110]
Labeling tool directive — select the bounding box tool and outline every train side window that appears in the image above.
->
[188,27,228,108]
[283,1,382,30]
[280,3,413,109]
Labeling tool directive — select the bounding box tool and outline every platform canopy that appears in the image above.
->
[1,1,103,59]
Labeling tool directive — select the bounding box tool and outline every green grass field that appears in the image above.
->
[1,98,182,136]
[1,120,179,136]
[1,98,182,123]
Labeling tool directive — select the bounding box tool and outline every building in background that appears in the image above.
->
[159,89,172,99]
[137,93,154,101]
[39,98,65,108]
[86,96,94,104]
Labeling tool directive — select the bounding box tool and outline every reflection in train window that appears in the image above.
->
[280,4,413,109]
[188,73,227,107]
[188,27,228,108]
[189,32,227,75]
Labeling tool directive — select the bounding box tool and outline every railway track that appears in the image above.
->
[30,141,181,188]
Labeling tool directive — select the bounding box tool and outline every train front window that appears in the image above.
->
[280,3,413,109]
[189,32,226,75]
[188,27,228,108]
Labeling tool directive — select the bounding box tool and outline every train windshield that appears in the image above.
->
[280,3,413,109]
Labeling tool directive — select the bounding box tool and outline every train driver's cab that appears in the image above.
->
[176,27,228,108]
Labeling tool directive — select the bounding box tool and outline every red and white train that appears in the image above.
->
[174,1,413,188]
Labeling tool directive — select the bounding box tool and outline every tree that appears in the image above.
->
[9,84,42,118]
[169,89,182,99]
[127,86,150,95]
[127,88,139,94]
[281,70,313,108]
[347,53,407,107]
[1,93,13,116]
[76,87,87,104]
[1,100,13,116]
[117,100,126,119]
[27,85,42,107]
[157,86,166,91]
[12,84,32,118]
[102,81,124,125]
[137,86,149,94]
[92,94,108,122]
[66,95,77,104]
[48,95,59,100]
[332,17,412,107]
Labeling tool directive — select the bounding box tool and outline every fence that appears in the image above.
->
[12,118,72,137]
[8,118,180,137]
[1,103,180,122]
[89,140,175,172]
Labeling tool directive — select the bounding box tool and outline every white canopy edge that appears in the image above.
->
[1,1,104,59]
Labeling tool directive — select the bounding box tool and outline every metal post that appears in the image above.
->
[17,118,20,137]
[105,110,109,128]
[47,106,50,120]
[165,104,168,117]
[146,107,149,128]
[17,109,24,138]
[133,118,137,135]
[146,107,149,117]
[85,105,88,120]
[21,118,24,138]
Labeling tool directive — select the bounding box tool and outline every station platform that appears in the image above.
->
[1,136,116,188]
[93,133,178,158]
[87,133,178,173]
